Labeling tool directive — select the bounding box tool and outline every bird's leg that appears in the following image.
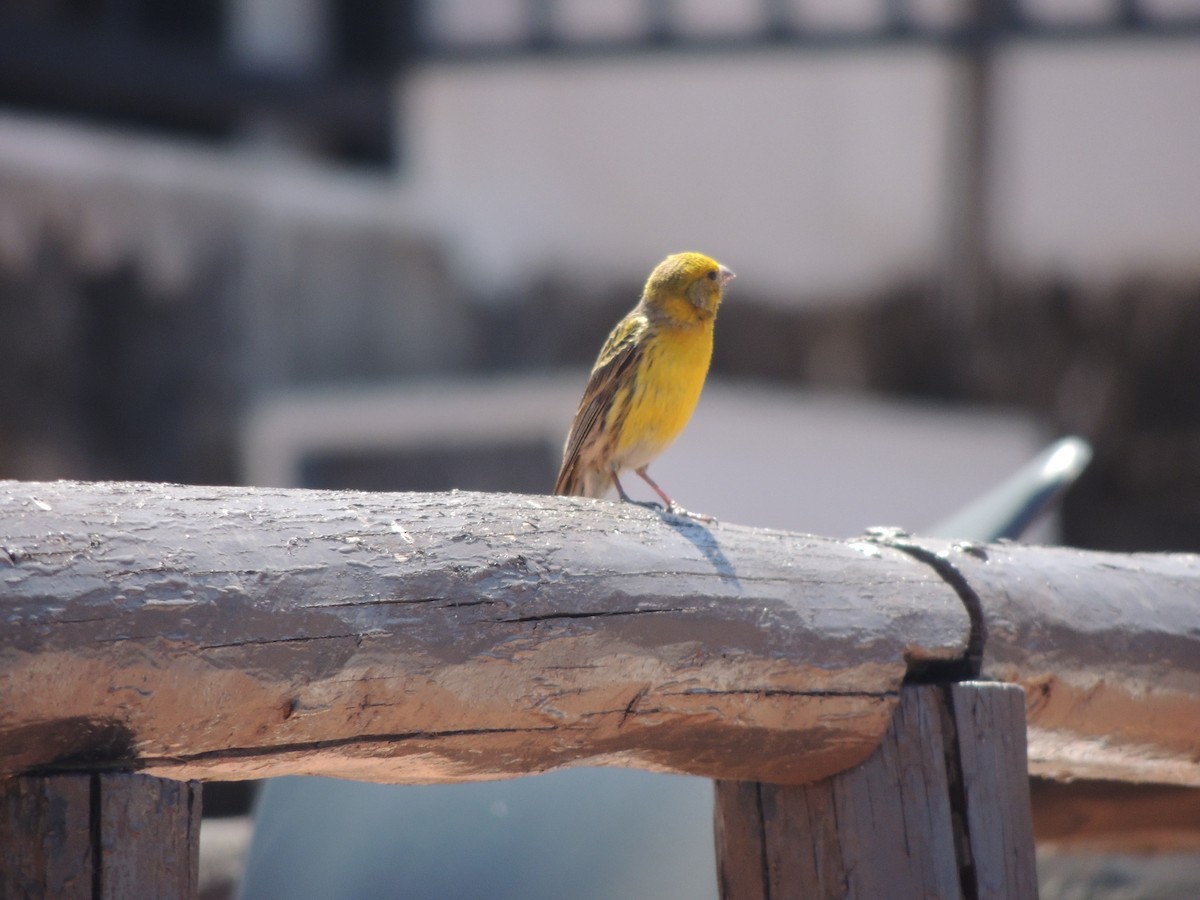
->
[633,466,674,507]
[611,466,665,511]
[610,467,634,502]
[634,467,715,524]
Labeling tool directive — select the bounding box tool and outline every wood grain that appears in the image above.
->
[715,687,961,899]
[96,775,201,899]
[948,682,1038,900]
[713,683,1037,900]
[0,775,94,899]
[896,538,1200,786]
[1032,779,1200,852]
[0,773,199,899]
[713,781,767,900]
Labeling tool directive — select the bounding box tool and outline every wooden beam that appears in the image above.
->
[0,773,201,898]
[948,682,1038,899]
[1032,778,1200,852]
[889,537,1200,787]
[0,480,969,785]
[3,481,1199,788]
[713,683,1038,900]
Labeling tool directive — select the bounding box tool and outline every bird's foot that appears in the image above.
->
[615,493,715,524]
[665,502,716,524]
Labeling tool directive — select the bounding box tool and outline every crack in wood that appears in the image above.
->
[198,633,363,650]
[143,725,563,765]
[541,664,603,670]
[35,725,564,775]
[618,687,648,728]
[498,607,685,624]
[937,684,979,900]
[756,782,772,900]
[299,597,446,609]
[670,688,898,700]
[89,773,102,899]
[868,531,985,680]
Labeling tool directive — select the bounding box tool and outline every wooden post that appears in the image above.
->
[714,682,1037,899]
[0,773,201,899]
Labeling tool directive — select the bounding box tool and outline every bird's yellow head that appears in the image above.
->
[642,252,735,325]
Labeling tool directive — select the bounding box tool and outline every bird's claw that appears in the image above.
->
[665,503,716,524]
[617,496,715,524]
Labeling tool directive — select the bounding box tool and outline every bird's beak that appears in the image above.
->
[718,266,735,285]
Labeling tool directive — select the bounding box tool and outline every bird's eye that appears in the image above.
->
[706,270,718,281]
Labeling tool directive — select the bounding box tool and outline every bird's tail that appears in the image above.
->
[554,462,611,499]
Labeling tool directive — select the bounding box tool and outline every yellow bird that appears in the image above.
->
[554,251,734,519]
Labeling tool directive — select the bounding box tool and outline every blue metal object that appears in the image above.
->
[928,436,1093,542]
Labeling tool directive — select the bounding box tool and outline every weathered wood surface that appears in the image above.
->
[4,481,1199,788]
[948,682,1039,899]
[1032,779,1200,852]
[713,683,1037,900]
[893,537,1200,787]
[0,774,94,898]
[0,480,969,785]
[0,773,200,899]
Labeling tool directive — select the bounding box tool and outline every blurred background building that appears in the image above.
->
[3,0,1200,547]
[2,1,1199,898]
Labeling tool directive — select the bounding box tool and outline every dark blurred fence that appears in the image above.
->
[0,0,412,165]
[419,0,1200,60]
[1,0,1198,165]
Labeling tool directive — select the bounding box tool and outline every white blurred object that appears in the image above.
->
[242,373,1048,537]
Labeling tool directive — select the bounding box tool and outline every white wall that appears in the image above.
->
[992,43,1200,282]
[401,52,953,301]
[396,41,1200,301]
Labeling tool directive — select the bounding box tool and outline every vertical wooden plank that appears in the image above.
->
[715,683,1039,899]
[713,780,768,900]
[0,774,94,899]
[0,773,201,899]
[714,687,962,899]
[758,779,842,895]
[950,682,1038,899]
[97,774,202,899]
[833,685,962,899]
